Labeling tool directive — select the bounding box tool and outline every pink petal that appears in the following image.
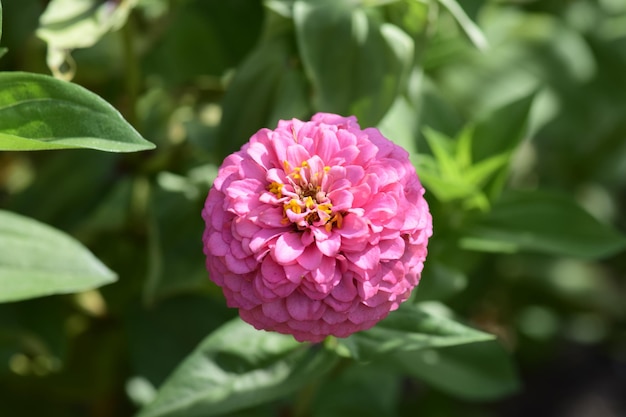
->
[345,245,380,270]
[273,232,305,264]
[316,233,341,257]
[337,213,368,238]
[286,291,326,321]
[379,237,406,260]
[296,244,323,270]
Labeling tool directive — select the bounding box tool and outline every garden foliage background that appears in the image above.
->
[1,0,626,416]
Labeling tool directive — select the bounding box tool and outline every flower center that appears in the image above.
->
[267,160,343,231]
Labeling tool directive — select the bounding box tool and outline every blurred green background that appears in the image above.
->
[1,0,626,416]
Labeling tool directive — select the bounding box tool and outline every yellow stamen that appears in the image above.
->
[324,166,330,172]
[301,160,309,167]
[304,196,315,209]
[267,181,283,198]
[284,199,302,215]
[317,203,333,215]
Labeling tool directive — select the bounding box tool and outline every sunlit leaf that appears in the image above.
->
[0,72,155,152]
[137,318,338,417]
[0,210,116,303]
[335,302,494,360]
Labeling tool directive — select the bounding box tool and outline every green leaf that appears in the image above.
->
[414,262,467,302]
[137,318,339,417]
[217,32,310,157]
[472,91,536,162]
[312,364,399,417]
[36,0,138,77]
[0,72,155,152]
[294,0,413,126]
[336,302,494,360]
[460,189,626,259]
[393,340,520,400]
[0,209,117,303]
[377,95,418,154]
[437,0,488,51]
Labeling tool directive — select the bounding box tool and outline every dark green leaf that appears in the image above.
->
[393,340,520,400]
[294,0,413,126]
[217,32,310,156]
[125,294,236,387]
[336,302,493,360]
[414,262,467,302]
[460,189,626,259]
[0,209,117,303]
[472,91,536,162]
[312,364,399,417]
[0,72,155,152]
[137,318,339,417]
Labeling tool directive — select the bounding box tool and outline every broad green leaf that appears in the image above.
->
[392,340,520,400]
[461,189,626,259]
[335,302,493,360]
[294,0,413,126]
[137,318,339,417]
[437,0,488,51]
[0,210,116,303]
[0,72,155,152]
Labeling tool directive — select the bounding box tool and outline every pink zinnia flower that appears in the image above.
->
[202,113,432,342]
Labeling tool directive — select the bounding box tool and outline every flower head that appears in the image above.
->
[202,113,432,342]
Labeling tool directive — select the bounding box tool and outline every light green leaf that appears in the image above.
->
[36,0,138,77]
[377,95,418,154]
[465,152,510,186]
[461,189,626,259]
[393,340,520,400]
[0,72,155,152]
[437,0,488,51]
[137,318,339,417]
[294,0,413,126]
[335,302,494,360]
[0,210,117,303]
[422,127,459,179]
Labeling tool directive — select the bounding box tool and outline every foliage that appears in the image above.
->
[1,0,626,416]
